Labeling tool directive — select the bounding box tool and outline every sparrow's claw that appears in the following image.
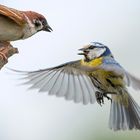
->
[0,52,8,62]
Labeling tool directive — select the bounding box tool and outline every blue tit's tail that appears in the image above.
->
[109,92,140,130]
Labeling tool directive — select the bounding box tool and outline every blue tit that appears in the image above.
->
[11,42,140,131]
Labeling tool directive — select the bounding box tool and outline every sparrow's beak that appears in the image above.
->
[43,25,53,32]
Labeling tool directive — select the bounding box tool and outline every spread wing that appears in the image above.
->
[125,72,140,90]
[11,60,97,105]
[0,4,26,26]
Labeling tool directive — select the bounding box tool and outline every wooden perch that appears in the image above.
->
[0,42,19,70]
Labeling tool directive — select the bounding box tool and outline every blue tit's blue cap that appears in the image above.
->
[90,42,106,47]
[90,42,113,57]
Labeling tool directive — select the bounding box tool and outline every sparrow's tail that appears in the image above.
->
[109,91,140,130]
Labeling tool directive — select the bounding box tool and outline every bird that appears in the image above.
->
[10,42,140,131]
[0,4,52,61]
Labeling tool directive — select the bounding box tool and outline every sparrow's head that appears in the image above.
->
[78,42,113,62]
[24,11,53,32]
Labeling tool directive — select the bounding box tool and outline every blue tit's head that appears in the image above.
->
[78,42,113,61]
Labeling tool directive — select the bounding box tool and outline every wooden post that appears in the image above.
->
[0,43,18,70]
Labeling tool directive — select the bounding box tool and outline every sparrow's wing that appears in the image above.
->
[0,4,26,26]
[0,41,11,48]
[11,60,97,105]
[100,57,140,90]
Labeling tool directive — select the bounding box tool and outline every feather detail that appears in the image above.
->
[0,4,26,26]
[125,72,140,90]
[9,60,96,104]
[109,92,140,130]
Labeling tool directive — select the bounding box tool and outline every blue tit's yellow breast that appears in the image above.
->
[80,57,103,67]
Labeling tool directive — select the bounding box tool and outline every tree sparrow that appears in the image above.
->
[0,4,52,61]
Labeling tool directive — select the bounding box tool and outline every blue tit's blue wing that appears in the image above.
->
[124,72,140,90]
[101,57,140,90]
[10,60,96,105]
[100,57,125,75]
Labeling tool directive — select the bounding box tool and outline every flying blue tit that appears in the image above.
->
[11,42,140,131]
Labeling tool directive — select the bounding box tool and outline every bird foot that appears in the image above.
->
[95,91,104,106]
[95,91,112,106]
[0,42,11,63]
[0,52,8,62]
[103,93,112,103]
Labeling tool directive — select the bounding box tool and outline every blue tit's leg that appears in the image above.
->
[95,92,116,105]
[95,91,104,106]
[104,92,117,103]
[103,93,112,103]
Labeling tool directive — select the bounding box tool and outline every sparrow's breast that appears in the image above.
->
[0,15,23,41]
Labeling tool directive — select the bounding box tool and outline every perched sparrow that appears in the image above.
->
[0,4,52,60]
[11,42,140,130]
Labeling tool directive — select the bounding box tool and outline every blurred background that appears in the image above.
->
[0,0,140,140]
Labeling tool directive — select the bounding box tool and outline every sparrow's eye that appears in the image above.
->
[34,19,41,27]
[41,19,47,26]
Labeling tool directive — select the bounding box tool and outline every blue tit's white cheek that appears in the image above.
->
[87,50,96,59]
[94,48,106,57]
[87,47,106,60]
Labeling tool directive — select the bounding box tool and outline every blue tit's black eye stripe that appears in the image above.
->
[88,45,95,49]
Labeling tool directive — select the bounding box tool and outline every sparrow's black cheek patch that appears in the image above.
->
[34,19,41,27]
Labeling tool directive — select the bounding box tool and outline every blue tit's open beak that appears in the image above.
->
[78,48,85,55]
[78,48,89,55]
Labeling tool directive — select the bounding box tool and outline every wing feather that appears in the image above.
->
[81,75,96,104]
[11,60,97,104]
[64,72,75,101]
[56,70,69,97]
[39,70,59,92]
[78,74,90,105]
[49,70,64,95]
[73,74,83,103]
[0,4,26,26]
[101,57,140,90]
[24,71,54,89]
[125,72,140,90]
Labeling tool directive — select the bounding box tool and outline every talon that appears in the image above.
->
[0,52,8,62]
[95,91,113,105]
[95,91,104,106]
[103,93,112,103]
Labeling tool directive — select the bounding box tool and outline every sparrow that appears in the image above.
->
[10,42,140,131]
[0,4,52,61]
